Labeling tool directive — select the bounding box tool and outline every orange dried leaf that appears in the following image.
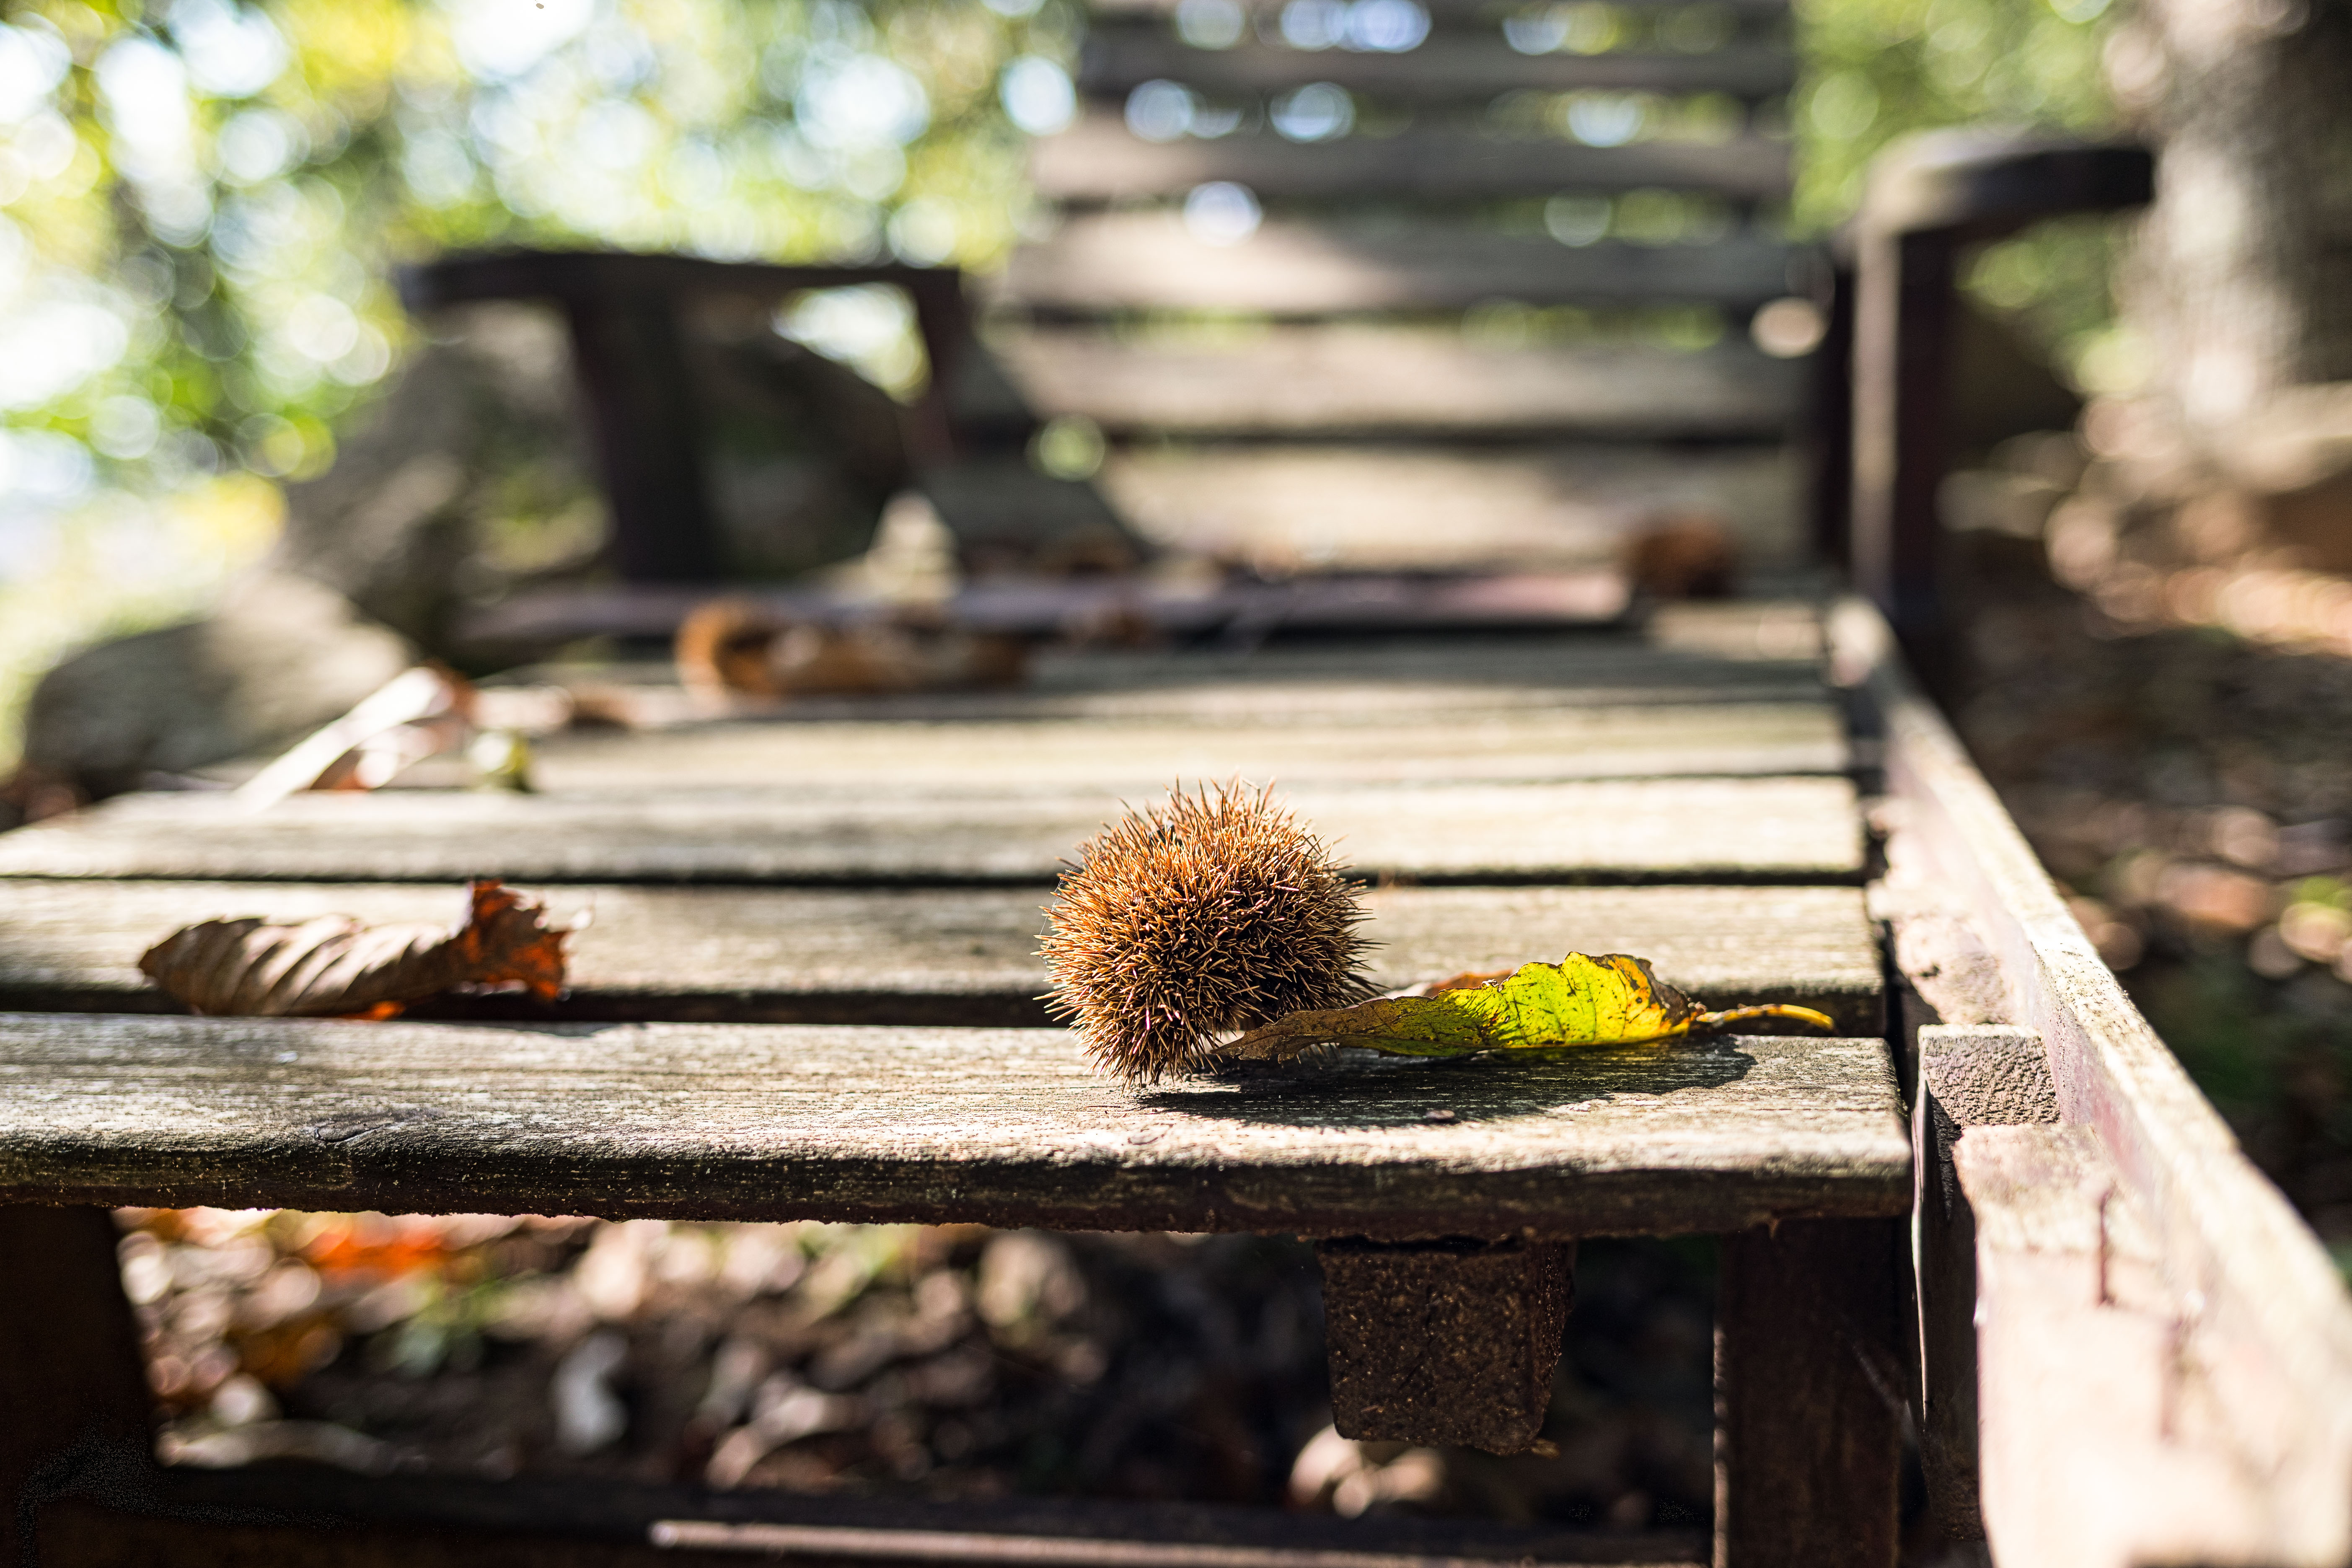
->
[138,880,569,1018]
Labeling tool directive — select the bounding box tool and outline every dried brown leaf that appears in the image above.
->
[139,881,569,1019]
[675,597,1029,704]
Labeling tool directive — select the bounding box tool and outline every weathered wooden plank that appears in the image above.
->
[1910,1023,2052,1547]
[973,326,1803,439]
[0,778,1864,885]
[1956,1126,2296,1568]
[1026,627,1827,701]
[0,882,1884,1032]
[1001,217,1798,313]
[1713,1219,1901,1568]
[45,1467,1707,1568]
[1094,443,1802,573]
[512,704,1841,793]
[463,571,1642,651]
[0,1012,1910,1236]
[1835,597,2352,1566]
[1030,118,1793,203]
[1076,31,1797,101]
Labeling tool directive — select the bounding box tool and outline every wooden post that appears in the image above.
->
[1714,1219,1902,1568]
[1316,1239,1574,1456]
[559,290,727,584]
[0,1205,156,1563]
[1847,135,2153,695]
[1912,1025,2059,1546]
[1849,225,1959,693]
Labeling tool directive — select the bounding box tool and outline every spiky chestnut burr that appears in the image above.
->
[1042,781,1374,1083]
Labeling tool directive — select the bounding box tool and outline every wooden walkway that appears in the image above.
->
[7,598,2351,1567]
[0,600,1912,1566]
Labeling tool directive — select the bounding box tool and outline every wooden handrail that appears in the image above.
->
[1834,596,2352,1565]
[1845,133,2153,687]
[394,249,975,583]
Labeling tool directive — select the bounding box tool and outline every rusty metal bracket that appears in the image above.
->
[1314,1237,1573,1455]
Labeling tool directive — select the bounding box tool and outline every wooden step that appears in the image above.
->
[1077,30,1797,101]
[1094,441,1802,571]
[1089,0,1789,18]
[1031,116,1793,202]
[0,1010,1909,1235]
[0,881,1883,1032]
[1001,216,1799,313]
[970,326,1804,438]
[0,777,1864,885]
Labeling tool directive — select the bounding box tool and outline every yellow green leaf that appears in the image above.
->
[1223,952,1833,1062]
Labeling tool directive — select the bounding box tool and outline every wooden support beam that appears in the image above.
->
[1316,1238,1574,1454]
[1910,1025,2055,1545]
[1713,1219,1901,1568]
[39,1465,1709,1566]
[0,1205,156,1565]
[0,776,1869,887]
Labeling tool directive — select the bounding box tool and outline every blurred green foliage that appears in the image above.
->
[0,0,2129,762]
[1792,0,2131,388]
[0,0,1076,759]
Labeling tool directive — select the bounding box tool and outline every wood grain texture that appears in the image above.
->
[515,704,1843,793]
[1955,1126,2295,1568]
[1076,31,1796,102]
[976,326,1803,440]
[1094,444,1803,575]
[1030,118,1792,203]
[0,882,1884,1030]
[1713,1219,1900,1568]
[478,612,1831,713]
[1907,1025,2052,1547]
[0,1013,1910,1237]
[1835,597,2352,1566]
[999,219,1798,314]
[0,778,1865,886]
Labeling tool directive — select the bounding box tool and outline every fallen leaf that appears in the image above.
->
[675,597,1030,706]
[139,881,569,1019]
[235,665,476,810]
[1223,952,1833,1062]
